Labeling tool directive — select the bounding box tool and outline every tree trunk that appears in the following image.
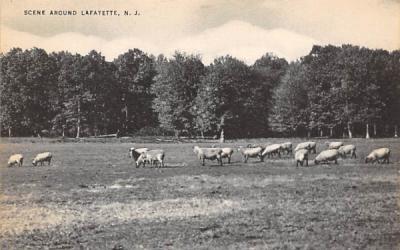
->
[307,129,311,138]
[373,123,377,137]
[8,127,11,137]
[219,129,225,143]
[62,126,65,138]
[124,102,128,132]
[330,127,333,137]
[76,100,81,139]
[201,131,204,139]
[366,123,370,139]
[395,125,398,138]
[347,122,352,139]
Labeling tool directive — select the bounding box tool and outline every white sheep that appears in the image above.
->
[314,149,340,165]
[7,154,23,167]
[238,146,264,163]
[262,144,282,159]
[129,147,149,159]
[365,148,390,164]
[136,150,165,168]
[280,142,293,155]
[295,141,317,154]
[338,145,357,159]
[193,146,223,166]
[327,141,344,149]
[295,149,309,167]
[212,145,234,163]
[32,152,52,166]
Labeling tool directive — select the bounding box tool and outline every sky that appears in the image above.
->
[1,0,399,64]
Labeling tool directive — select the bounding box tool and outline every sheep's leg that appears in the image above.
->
[244,155,248,163]
[228,156,231,164]
[305,158,308,167]
[335,159,338,164]
[202,158,205,166]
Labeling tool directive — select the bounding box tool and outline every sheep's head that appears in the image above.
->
[32,159,37,166]
[365,156,372,163]
[314,159,319,165]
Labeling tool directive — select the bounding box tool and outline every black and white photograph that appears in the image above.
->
[0,0,399,248]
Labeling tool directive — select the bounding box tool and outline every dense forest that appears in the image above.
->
[0,45,399,138]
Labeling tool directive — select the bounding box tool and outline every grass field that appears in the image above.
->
[0,138,399,249]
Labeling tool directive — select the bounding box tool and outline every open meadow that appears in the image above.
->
[0,138,399,249]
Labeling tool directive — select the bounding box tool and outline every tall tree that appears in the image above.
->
[269,62,309,136]
[194,56,268,138]
[152,52,205,136]
[114,49,157,134]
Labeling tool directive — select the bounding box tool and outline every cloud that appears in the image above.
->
[172,20,318,64]
[1,21,317,64]
[1,26,158,60]
[261,0,400,50]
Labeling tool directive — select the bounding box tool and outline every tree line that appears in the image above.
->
[0,45,399,138]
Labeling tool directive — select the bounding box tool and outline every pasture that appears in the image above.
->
[0,138,399,249]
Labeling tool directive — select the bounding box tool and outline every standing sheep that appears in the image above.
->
[327,141,344,149]
[7,154,24,167]
[32,152,52,166]
[212,145,234,163]
[295,149,309,167]
[136,150,165,168]
[129,147,149,159]
[280,142,293,155]
[193,146,223,166]
[314,149,340,165]
[238,146,264,163]
[295,142,317,154]
[262,144,282,159]
[338,145,357,159]
[365,148,390,164]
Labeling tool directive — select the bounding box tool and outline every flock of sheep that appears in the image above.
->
[127,141,391,168]
[6,141,390,168]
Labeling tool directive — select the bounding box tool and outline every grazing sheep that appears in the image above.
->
[129,147,149,159]
[365,148,390,164]
[295,141,317,154]
[32,152,52,166]
[212,145,234,163]
[314,149,340,165]
[193,146,223,166]
[7,154,23,167]
[280,142,293,155]
[262,144,282,159]
[238,146,264,163]
[136,150,165,168]
[338,145,357,159]
[328,141,344,149]
[295,149,309,167]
